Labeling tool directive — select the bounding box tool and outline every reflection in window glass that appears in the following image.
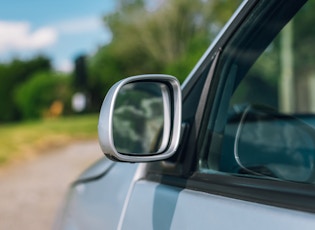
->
[232,1,315,115]
[203,0,315,183]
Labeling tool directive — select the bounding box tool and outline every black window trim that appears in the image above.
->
[180,0,260,177]
[145,172,315,213]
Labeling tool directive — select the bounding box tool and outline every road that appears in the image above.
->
[0,140,103,230]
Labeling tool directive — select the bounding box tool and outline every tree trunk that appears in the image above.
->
[279,21,294,113]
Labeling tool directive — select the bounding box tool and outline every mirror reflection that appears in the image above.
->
[113,82,169,155]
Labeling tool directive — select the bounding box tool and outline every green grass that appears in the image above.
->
[0,114,99,165]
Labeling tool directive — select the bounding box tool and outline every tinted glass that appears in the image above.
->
[201,0,315,183]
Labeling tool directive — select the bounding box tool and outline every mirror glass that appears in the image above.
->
[112,82,170,155]
[235,105,315,182]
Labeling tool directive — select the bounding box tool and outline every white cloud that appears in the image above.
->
[0,17,111,71]
[53,16,104,35]
[0,21,58,54]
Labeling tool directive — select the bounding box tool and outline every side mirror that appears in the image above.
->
[98,75,182,162]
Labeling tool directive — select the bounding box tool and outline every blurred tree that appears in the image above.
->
[0,56,51,122]
[14,71,72,120]
[74,55,88,91]
[87,0,242,111]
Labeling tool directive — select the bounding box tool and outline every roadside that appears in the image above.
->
[0,140,102,230]
[0,114,98,166]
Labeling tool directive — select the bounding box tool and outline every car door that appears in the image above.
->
[119,0,315,229]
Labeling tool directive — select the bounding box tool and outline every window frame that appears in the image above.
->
[192,0,315,213]
[198,0,308,174]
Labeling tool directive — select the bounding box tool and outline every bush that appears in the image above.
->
[14,72,72,119]
[0,56,51,122]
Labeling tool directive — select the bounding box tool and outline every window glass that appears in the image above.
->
[201,0,315,183]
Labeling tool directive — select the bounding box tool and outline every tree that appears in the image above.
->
[280,21,294,113]
[86,0,243,110]
[14,71,72,119]
[0,56,51,122]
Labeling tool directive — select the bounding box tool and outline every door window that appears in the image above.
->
[200,0,315,183]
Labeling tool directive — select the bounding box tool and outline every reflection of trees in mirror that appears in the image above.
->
[113,83,165,155]
[113,105,146,154]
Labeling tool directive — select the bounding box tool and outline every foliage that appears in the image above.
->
[0,0,245,121]
[14,71,72,120]
[87,0,243,111]
[0,56,51,122]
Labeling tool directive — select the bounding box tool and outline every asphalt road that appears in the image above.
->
[0,140,102,230]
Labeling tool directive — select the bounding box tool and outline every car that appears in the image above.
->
[55,0,315,229]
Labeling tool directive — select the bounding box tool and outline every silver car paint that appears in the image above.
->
[55,161,138,230]
[57,162,315,230]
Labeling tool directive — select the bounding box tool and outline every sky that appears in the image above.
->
[0,0,115,72]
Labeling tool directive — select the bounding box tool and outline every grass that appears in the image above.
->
[0,114,99,166]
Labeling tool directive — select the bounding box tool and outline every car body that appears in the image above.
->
[55,0,315,229]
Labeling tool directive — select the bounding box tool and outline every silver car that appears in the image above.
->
[56,0,315,229]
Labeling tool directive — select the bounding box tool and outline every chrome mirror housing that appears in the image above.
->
[98,74,182,162]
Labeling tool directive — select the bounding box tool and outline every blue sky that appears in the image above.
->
[0,0,115,72]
